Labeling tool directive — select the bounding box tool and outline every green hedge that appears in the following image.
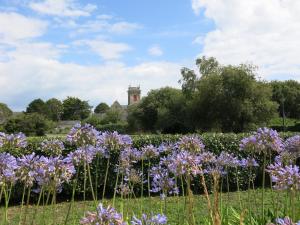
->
[7,132,300,202]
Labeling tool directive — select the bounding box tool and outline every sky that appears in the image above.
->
[0,0,299,111]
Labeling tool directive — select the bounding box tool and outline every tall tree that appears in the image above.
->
[62,97,92,120]
[45,98,63,121]
[94,102,110,114]
[0,103,13,124]
[26,99,46,115]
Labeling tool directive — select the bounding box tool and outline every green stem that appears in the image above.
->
[235,167,242,209]
[262,153,266,223]
[102,157,110,200]
[112,165,120,207]
[87,162,97,207]
[31,186,43,225]
[18,185,26,225]
[147,161,152,211]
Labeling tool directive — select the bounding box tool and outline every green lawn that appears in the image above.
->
[3,189,300,225]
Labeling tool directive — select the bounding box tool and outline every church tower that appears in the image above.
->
[127,86,141,105]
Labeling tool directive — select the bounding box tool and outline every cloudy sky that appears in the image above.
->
[0,0,299,111]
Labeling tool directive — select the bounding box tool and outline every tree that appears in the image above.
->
[62,97,92,120]
[45,98,63,121]
[182,58,278,132]
[270,80,300,119]
[94,102,110,114]
[4,113,52,136]
[128,87,188,133]
[0,103,13,124]
[26,99,46,115]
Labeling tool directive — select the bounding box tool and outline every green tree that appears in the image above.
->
[182,58,278,132]
[4,113,52,136]
[45,98,63,121]
[62,97,92,120]
[128,87,188,133]
[26,98,46,115]
[0,103,13,124]
[94,102,110,114]
[101,109,122,124]
[270,80,300,118]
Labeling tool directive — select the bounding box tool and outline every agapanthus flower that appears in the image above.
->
[239,157,259,168]
[17,153,40,187]
[268,216,300,225]
[117,183,132,196]
[284,135,300,157]
[80,203,126,225]
[40,139,65,156]
[97,131,132,155]
[66,146,101,166]
[267,163,300,190]
[141,145,159,160]
[216,152,240,168]
[0,153,19,186]
[0,132,27,149]
[158,143,174,154]
[131,213,167,225]
[124,168,143,185]
[119,148,141,172]
[240,127,283,154]
[167,150,201,176]
[150,165,178,195]
[35,156,75,192]
[67,123,100,147]
[176,135,205,153]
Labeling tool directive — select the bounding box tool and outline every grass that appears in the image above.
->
[3,189,300,225]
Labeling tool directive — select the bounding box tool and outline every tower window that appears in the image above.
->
[133,95,138,101]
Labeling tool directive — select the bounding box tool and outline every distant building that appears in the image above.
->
[127,86,141,105]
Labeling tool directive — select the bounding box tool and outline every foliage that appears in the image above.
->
[26,98,46,115]
[94,102,110,114]
[62,96,92,120]
[0,103,13,124]
[270,80,300,119]
[4,113,53,136]
[45,98,63,121]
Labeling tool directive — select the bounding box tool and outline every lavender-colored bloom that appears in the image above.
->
[239,157,259,168]
[131,214,167,225]
[284,135,300,156]
[268,216,300,225]
[176,135,205,153]
[117,183,132,196]
[40,139,65,156]
[0,153,19,186]
[167,150,201,176]
[17,153,40,187]
[0,132,27,149]
[67,123,100,147]
[216,152,240,167]
[80,203,126,225]
[119,148,141,172]
[267,163,300,190]
[141,145,159,160]
[35,156,75,192]
[97,131,132,155]
[150,165,178,195]
[158,143,174,154]
[124,168,143,185]
[66,146,101,166]
[240,127,283,154]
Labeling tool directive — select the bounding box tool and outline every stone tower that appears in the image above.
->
[127,86,141,105]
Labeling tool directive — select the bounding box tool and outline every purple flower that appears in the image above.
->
[131,214,167,225]
[267,163,300,190]
[268,216,300,225]
[176,135,205,153]
[0,153,19,185]
[66,146,101,166]
[0,132,27,149]
[35,156,75,192]
[124,168,143,185]
[97,131,132,156]
[239,157,259,168]
[17,153,40,187]
[40,139,65,156]
[119,148,141,172]
[141,145,159,160]
[67,123,100,147]
[240,127,283,154]
[80,203,126,225]
[216,152,240,168]
[284,135,300,156]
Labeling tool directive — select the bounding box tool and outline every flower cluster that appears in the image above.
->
[0,153,19,186]
[80,203,126,225]
[176,135,205,153]
[66,146,102,166]
[141,145,159,160]
[0,132,27,149]
[284,135,300,157]
[67,123,100,147]
[240,127,283,154]
[17,153,40,187]
[267,163,300,190]
[131,214,167,225]
[40,139,65,156]
[268,216,300,225]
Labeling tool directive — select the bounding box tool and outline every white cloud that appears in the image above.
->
[74,39,132,60]
[109,22,142,34]
[148,45,163,56]
[29,0,97,17]
[0,12,47,43]
[192,0,300,79]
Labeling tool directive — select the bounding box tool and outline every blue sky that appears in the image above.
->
[0,0,299,111]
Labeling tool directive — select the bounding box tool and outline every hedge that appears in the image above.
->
[6,132,300,203]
